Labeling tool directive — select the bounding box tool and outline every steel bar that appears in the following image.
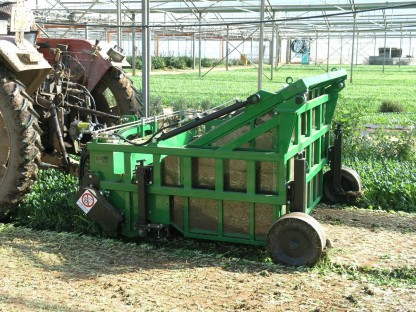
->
[132,13,136,77]
[326,31,330,71]
[192,33,196,69]
[399,26,403,67]
[117,0,121,47]
[332,125,343,192]
[226,25,229,71]
[158,99,248,142]
[383,15,387,73]
[199,12,202,77]
[270,11,275,80]
[355,31,359,66]
[142,0,150,117]
[350,13,356,83]
[258,0,265,90]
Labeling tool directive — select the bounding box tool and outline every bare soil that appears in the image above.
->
[0,207,415,312]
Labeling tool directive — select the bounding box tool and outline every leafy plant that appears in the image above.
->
[201,58,214,67]
[183,56,194,68]
[379,100,405,113]
[152,56,166,70]
[126,55,142,69]
[149,94,164,115]
[343,130,416,162]
[16,169,102,235]
[171,98,190,111]
[165,56,187,69]
[345,158,416,213]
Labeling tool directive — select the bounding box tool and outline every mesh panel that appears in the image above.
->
[189,198,218,232]
[162,156,181,186]
[170,196,184,230]
[256,161,277,194]
[254,203,274,239]
[224,159,247,192]
[223,201,250,237]
[192,158,215,190]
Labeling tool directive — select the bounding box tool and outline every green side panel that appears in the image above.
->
[148,194,170,225]
[113,152,124,174]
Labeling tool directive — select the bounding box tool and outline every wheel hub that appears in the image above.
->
[288,239,299,250]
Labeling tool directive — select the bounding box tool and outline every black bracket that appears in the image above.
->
[331,123,343,193]
[291,152,307,213]
[81,172,100,189]
[135,160,153,237]
[136,224,168,239]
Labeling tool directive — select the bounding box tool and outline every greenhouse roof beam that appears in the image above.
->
[51,1,416,14]
[33,0,416,40]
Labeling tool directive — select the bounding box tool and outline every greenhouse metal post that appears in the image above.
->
[142,0,150,117]
[258,0,265,90]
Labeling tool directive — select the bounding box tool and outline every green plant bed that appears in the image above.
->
[16,169,102,235]
[345,158,416,213]
[130,65,416,126]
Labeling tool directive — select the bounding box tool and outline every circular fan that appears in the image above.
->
[291,39,308,53]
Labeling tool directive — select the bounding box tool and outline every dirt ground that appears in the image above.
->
[0,207,415,312]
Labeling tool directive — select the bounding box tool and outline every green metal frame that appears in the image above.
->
[86,69,347,246]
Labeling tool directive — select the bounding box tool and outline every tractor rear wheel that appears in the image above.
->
[267,212,326,267]
[91,67,142,124]
[0,68,42,219]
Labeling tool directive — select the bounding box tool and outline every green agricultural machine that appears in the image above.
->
[76,69,361,266]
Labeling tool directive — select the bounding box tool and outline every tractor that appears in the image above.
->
[0,1,141,218]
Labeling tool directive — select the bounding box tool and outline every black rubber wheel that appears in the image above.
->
[267,212,326,267]
[91,67,142,124]
[0,67,42,219]
[323,166,362,204]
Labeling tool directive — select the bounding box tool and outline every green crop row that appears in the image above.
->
[126,55,246,70]
[130,65,416,128]
[344,158,416,213]
[16,169,101,235]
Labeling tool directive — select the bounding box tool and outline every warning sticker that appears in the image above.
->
[76,189,97,214]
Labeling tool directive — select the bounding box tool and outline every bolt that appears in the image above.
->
[295,95,304,105]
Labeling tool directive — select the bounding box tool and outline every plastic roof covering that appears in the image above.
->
[32,0,416,39]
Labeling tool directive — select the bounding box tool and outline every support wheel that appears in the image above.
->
[267,212,326,267]
[323,166,362,204]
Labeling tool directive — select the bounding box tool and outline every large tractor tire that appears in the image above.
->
[91,67,142,123]
[0,68,42,219]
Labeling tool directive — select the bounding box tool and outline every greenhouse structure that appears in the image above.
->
[31,0,416,115]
